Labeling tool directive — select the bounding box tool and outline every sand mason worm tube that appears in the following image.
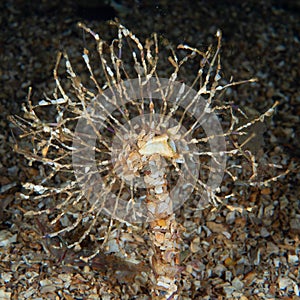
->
[72,72,227,299]
[138,134,183,298]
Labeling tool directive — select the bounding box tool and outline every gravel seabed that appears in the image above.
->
[0,0,299,299]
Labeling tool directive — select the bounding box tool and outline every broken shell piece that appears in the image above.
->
[138,134,176,158]
[155,185,164,194]
[127,151,143,173]
[0,230,17,247]
[144,175,165,187]
[154,232,165,244]
[190,237,201,253]
[163,250,176,263]
[156,201,172,216]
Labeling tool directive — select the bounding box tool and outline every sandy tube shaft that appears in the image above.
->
[139,136,183,299]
